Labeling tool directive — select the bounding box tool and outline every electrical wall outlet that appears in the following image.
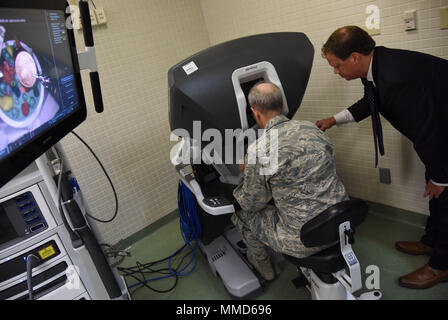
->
[441,7,448,29]
[90,10,98,26]
[379,168,392,185]
[95,7,107,25]
[67,5,82,30]
[404,9,417,31]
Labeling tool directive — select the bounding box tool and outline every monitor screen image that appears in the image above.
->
[0,1,87,188]
[0,8,79,159]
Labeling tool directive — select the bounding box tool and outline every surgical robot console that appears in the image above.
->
[169,33,381,300]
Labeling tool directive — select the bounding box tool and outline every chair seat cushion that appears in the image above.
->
[283,244,346,274]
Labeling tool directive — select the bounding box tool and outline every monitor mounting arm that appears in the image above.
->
[77,0,103,114]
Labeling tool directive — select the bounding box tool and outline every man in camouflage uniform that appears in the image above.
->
[232,82,349,280]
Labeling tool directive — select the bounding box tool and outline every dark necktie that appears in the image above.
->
[364,79,385,167]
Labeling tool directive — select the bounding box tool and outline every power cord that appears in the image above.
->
[118,245,190,295]
[26,254,40,300]
[100,244,131,268]
[71,131,119,223]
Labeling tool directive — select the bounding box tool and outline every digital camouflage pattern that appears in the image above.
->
[232,114,349,259]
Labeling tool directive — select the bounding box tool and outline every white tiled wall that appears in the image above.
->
[62,0,447,245]
[61,0,210,245]
[200,0,448,217]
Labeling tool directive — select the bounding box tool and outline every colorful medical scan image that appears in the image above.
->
[0,26,47,128]
[0,24,64,155]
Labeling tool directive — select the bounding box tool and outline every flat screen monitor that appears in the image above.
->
[0,0,87,188]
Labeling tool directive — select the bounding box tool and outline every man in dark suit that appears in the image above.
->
[316,25,448,289]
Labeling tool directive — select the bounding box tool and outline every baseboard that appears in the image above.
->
[362,199,427,230]
[112,210,178,251]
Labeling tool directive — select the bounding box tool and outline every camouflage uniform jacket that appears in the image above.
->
[232,114,349,258]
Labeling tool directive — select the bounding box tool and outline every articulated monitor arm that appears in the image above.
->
[77,0,103,114]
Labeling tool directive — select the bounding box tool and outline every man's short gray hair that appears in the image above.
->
[248,82,283,113]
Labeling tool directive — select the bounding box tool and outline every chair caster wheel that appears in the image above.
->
[359,290,382,300]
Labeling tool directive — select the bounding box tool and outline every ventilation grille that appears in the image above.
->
[211,247,227,262]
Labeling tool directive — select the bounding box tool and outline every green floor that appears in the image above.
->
[116,202,448,300]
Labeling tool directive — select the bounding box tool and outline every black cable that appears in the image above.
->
[26,254,40,300]
[126,249,194,295]
[117,244,188,277]
[120,257,185,278]
[117,244,192,295]
[71,131,119,223]
[136,261,147,285]
[118,244,187,273]
[89,0,97,9]
[119,262,178,294]
[125,271,179,295]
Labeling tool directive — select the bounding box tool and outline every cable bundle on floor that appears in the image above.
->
[118,181,201,294]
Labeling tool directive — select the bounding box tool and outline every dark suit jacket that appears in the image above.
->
[348,46,448,183]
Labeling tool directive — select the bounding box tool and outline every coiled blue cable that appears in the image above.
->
[168,181,202,276]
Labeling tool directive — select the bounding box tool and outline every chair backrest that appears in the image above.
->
[300,199,368,247]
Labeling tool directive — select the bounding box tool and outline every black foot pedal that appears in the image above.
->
[236,240,247,250]
[291,275,309,289]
